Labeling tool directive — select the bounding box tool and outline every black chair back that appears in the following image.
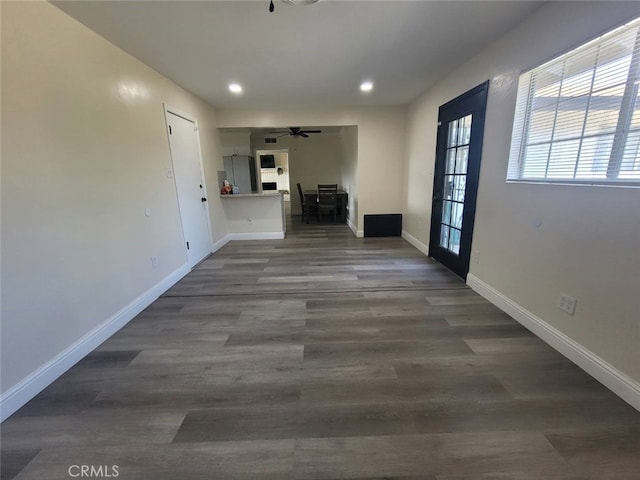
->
[318,184,338,193]
[297,182,318,223]
[317,184,338,222]
[296,182,305,207]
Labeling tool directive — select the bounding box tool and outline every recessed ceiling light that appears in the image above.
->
[360,81,374,93]
[229,83,243,94]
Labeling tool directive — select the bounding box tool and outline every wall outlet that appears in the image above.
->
[472,250,480,264]
[150,256,158,269]
[557,293,577,316]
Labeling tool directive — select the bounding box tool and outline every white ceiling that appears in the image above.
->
[52,0,544,109]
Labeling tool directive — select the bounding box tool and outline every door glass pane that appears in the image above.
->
[445,149,456,173]
[440,224,450,248]
[449,228,461,254]
[451,202,464,229]
[452,175,466,202]
[443,175,454,199]
[455,146,468,174]
[441,200,452,224]
[448,119,459,147]
[460,115,472,144]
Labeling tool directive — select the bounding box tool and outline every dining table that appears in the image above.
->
[303,189,348,223]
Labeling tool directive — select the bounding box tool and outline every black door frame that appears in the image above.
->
[429,80,489,279]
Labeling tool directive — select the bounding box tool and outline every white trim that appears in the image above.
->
[211,235,230,253]
[0,264,191,422]
[402,229,429,256]
[467,273,640,412]
[227,232,285,241]
[347,218,358,237]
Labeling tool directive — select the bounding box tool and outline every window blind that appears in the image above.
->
[508,17,640,185]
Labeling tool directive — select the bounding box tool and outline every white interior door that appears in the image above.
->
[165,109,212,268]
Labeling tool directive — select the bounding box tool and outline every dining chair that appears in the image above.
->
[297,182,316,224]
[317,184,338,223]
[317,184,338,194]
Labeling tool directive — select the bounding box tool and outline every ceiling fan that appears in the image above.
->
[269,0,319,13]
[274,127,322,138]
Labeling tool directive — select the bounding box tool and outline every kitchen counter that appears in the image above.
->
[220,192,282,199]
[219,191,285,239]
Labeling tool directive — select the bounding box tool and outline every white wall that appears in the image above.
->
[0,1,227,416]
[218,106,407,235]
[340,126,358,228]
[403,1,640,398]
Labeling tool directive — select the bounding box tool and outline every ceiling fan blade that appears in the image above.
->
[299,132,309,138]
[301,130,322,134]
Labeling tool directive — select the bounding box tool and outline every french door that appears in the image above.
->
[429,81,489,279]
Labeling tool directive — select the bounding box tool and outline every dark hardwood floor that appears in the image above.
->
[2,220,639,479]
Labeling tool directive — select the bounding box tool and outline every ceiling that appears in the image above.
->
[52,0,544,110]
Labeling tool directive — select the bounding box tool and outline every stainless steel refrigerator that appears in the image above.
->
[223,155,257,194]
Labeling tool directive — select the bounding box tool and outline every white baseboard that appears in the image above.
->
[0,264,191,422]
[227,232,284,241]
[402,229,429,256]
[347,218,358,237]
[467,273,640,412]
[211,235,230,253]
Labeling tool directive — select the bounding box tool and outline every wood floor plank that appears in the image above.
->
[11,441,295,480]
[0,448,41,480]
[293,432,568,479]
[1,408,185,450]
[303,338,474,367]
[545,426,640,470]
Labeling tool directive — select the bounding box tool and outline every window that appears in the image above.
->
[508,17,640,186]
